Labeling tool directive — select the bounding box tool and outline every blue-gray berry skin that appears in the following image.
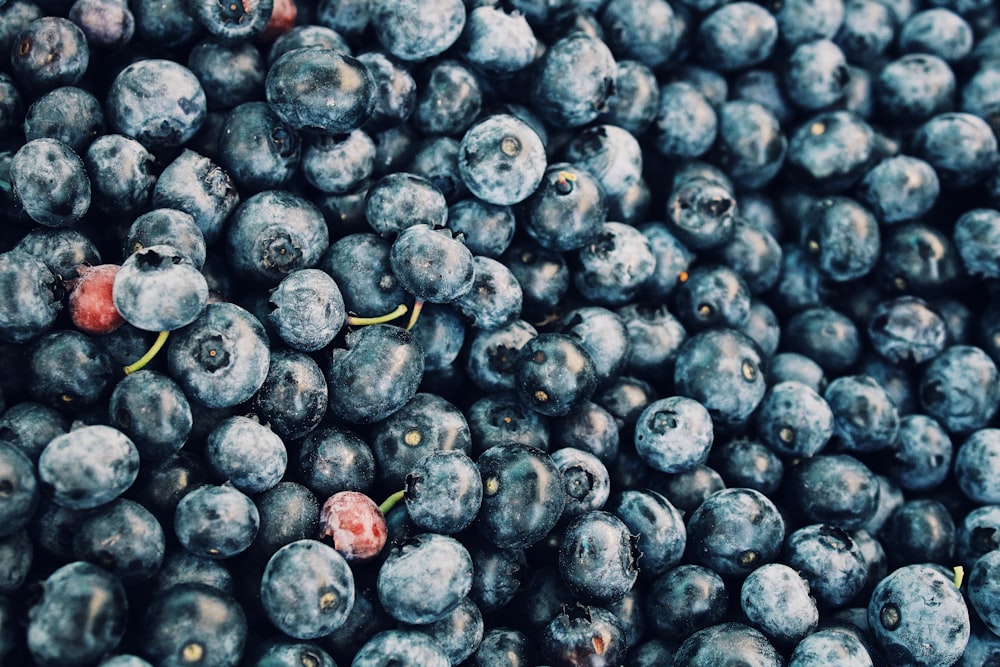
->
[783,524,869,610]
[10,137,91,228]
[0,250,59,343]
[27,561,128,667]
[788,628,875,666]
[174,483,259,560]
[919,345,1000,435]
[634,396,713,474]
[113,245,208,332]
[352,630,450,667]
[697,2,778,72]
[265,47,375,135]
[741,563,818,647]
[0,440,39,536]
[372,0,465,62]
[390,224,475,304]
[106,59,206,149]
[867,564,970,667]
[266,269,346,353]
[325,324,424,424]
[955,428,1000,504]
[260,539,355,640]
[166,302,270,409]
[72,498,165,585]
[686,487,785,578]
[38,425,139,510]
[140,583,247,667]
[225,190,330,287]
[453,256,523,330]
[124,209,206,270]
[755,380,834,458]
[458,113,547,206]
[530,32,617,128]
[377,532,473,625]
[608,489,685,578]
[403,449,482,535]
[673,622,783,666]
[558,510,639,604]
[205,416,286,494]
[151,149,240,245]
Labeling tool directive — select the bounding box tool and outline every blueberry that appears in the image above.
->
[598,60,659,135]
[265,269,346,352]
[886,414,952,492]
[855,155,940,225]
[573,222,656,306]
[878,222,960,297]
[475,443,565,549]
[876,54,956,124]
[867,564,970,666]
[351,630,450,667]
[549,446,611,519]
[522,163,606,253]
[787,111,878,193]
[245,641,336,667]
[775,0,845,46]
[108,370,192,462]
[123,209,206,270]
[174,483,259,559]
[186,38,265,111]
[205,416,286,494]
[187,0,272,40]
[955,428,1000,504]
[899,8,973,63]
[113,245,209,332]
[741,563,819,647]
[788,627,875,666]
[835,0,894,64]
[453,256,523,330]
[355,51,417,133]
[377,531,472,624]
[673,622,783,666]
[403,449,481,534]
[674,264,752,332]
[645,563,727,640]
[686,487,785,579]
[27,561,127,667]
[140,583,247,667]
[38,424,138,510]
[634,395,713,474]
[0,249,60,343]
[824,374,900,453]
[389,223,475,303]
[457,5,536,76]
[541,604,627,667]
[465,318,537,393]
[67,0,135,50]
[11,17,89,93]
[259,539,355,639]
[265,47,374,135]
[217,101,300,193]
[458,113,547,206]
[954,208,1000,279]
[226,190,329,287]
[301,129,375,195]
[266,25,349,66]
[107,59,206,149]
[513,332,598,418]
[912,112,1000,189]
[881,498,956,569]
[467,390,550,456]
[10,137,90,228]
[530,31,617,128]
[151,149,240,245]
[558,510,639,604]
[166,302,270,409]
[0,439,39,536]
[298,424,374,497]
[664,177,737,251]
[674,327,767,428]
[73,498,165,584]
[248,349,328,440]
[697,2,778,72]
[919,344,1000,434]
[782,524,868,609]
[607,489,685,578]
[371,0,465,62]
[23,86,105,155]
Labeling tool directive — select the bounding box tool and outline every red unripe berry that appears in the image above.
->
[258,0,296,42]
[319,491,388,563]
[68,264,125,335]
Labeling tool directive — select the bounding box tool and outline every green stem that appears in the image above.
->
[379,489,406,515]
[347,304,408,326]
[124,330,169,375]
[405,299,424,331]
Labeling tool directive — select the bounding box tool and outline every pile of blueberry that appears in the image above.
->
[3,0,1000,664]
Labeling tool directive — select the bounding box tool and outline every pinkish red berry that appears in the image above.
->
[319,491,388,563]
[68,264,125,335]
